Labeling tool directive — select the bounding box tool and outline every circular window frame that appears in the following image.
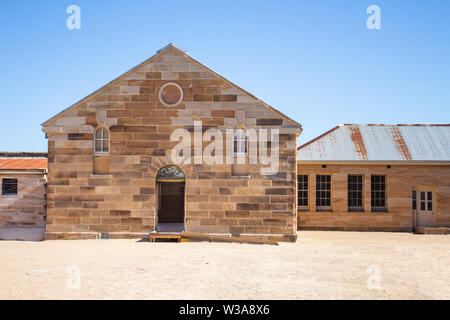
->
[158,82,184,107]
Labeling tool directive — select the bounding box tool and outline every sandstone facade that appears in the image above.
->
[42,45,301,241]
[297,164,450,231]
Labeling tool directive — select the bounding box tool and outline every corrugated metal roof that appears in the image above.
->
[297,124,450,162]
[0,158,47,170]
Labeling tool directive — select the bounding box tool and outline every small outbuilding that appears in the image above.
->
[0,152,47,240]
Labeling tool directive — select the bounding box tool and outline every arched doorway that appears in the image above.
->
[156,165,185,232]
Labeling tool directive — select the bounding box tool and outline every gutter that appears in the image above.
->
[296,160,450,166]
[0,169,47,175]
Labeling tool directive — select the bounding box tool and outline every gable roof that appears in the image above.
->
[42,43,301,129]
[297,124,450,162]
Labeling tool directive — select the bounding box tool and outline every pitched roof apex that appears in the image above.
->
[42,44,302,129]
[157,43,187,54]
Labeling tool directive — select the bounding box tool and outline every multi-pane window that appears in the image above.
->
[419,191,433,211]
[94,127,110,153]
[297,175,308,208]
[371,175,386,212]
[412,190,417,210]
[2,178,18,195]
[316,175,331,210]
[348,175,363,212]
[233,128,247,155]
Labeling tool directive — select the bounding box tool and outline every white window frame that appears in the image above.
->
[233,128,247,156]
[94,126,110,155]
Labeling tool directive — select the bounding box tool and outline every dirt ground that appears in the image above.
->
[0,231,449,300]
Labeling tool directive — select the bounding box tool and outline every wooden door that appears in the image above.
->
[414,189,436,227]
[158,182,185,224]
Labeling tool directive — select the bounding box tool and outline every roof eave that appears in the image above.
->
[0,169,47,174]
[296,160,450,165]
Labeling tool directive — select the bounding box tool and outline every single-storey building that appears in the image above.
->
[0,153,47,231]
[41,44,301,241]
[2,46,448,242]
[297,124,450,232]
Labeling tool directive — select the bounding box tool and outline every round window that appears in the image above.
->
[159,82,183,107]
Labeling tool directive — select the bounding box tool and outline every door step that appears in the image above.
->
[148,232,278,245]
[181,232,278,245]
[415,227,449,235]
[149,232,182,242]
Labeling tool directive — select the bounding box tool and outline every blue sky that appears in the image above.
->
[0,0,449,151]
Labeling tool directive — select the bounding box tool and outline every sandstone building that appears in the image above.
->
[297,124,450,232]
[42,44,302,241]
[2,45,447,242]
[0,153,47,229]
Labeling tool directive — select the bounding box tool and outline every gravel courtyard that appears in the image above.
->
[0,231,449,300]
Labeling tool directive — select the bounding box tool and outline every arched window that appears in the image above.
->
[94,127,110,153]
[157,166,185,181]
[234,128,247,155]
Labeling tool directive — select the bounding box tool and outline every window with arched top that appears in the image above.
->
[157,166,185,181]
[234,128,247,155]
[94,127,110,154]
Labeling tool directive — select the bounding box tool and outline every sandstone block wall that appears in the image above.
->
[297,164,450,231]
[42,46,301,241]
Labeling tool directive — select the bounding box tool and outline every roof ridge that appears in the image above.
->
[340,123,450,127]
[298,124,450,161]
[156,43,187,54]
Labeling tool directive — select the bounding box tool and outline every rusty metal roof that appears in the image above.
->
[0,158,47,170]
[297,124,450,162]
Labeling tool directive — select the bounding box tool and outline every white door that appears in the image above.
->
[414,190,436,227]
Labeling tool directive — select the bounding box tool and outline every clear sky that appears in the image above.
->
[0,0,449,152]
